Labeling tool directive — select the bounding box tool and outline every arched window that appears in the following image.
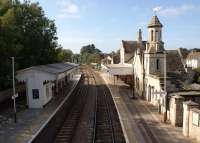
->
[156,59,160,70]
[155,30,158,41]
[151,30,153,41]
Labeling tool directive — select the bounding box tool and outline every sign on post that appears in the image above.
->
[12,93,18,100]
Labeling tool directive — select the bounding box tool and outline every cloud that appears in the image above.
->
[153,4,195,17]
[153,6,162,13]
[57,1,80,19]
[64,3,79,14]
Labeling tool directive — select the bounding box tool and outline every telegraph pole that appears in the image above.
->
[163,51,167,122]
[11,57,17,123]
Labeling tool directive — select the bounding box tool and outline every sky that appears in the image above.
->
[26,0,200,53]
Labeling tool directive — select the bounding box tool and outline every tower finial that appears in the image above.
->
[153,6,161,16]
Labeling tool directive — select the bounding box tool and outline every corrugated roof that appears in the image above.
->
[17,62,79,75]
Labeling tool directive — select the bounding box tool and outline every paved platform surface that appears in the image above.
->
[0,74,81,143]
[101,72,197,143]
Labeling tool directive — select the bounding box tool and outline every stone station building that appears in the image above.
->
[101,15,200,141]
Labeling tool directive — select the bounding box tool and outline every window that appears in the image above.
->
[32,89,39,99]
[151,30,153,41]
[155,30,158,41]
[156,59,160,70]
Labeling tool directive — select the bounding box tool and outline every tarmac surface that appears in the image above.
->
[0,74,81,143]
[101,72,198,143]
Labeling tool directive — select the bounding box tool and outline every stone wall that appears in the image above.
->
[183,101,200,141]
[169,95,184,126]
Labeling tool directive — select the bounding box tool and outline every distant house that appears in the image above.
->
[16,62,79,108]
[101,53,120,65]
[101,55,113,65]
[186,52,200,69]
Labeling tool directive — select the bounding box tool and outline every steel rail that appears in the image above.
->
[92,70,115,143]
[54,74,88,143]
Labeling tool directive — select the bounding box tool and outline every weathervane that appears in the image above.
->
[153,6,161,15]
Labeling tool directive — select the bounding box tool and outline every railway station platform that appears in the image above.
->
[0,74,81,143]
[101,72,197,143]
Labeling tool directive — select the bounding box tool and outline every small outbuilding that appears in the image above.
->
[16,62,79,108]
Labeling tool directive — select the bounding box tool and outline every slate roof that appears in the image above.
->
[177,48,190,60]
[166,50,185,73]
[158,50,187,92]
[187,52,200,59]
[122,40,146,64]
[148,15,163,28]
[17,62,79,75]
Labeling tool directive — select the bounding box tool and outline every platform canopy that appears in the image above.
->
[106,64,133,75]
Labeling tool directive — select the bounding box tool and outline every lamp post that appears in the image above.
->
[11,57,17,123]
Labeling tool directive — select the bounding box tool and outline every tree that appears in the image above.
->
[0,0,60,90]
[193,68,200,84]
[57,48,73,62]
[80,44,101,55]
[80,44,102,64]
[72,54,80,64]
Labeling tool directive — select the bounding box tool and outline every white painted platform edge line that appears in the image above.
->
[28,74,82,143]
[101,73,130,143]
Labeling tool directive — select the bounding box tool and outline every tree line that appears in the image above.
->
[80,44,102,64]
[0,0,73,90]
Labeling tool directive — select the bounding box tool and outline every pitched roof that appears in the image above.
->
[177,48,190,60]
[160,50,187,92]
[17,62,79,75]
[166,50,185,73]
[122,40,146,64]
[148,15,163,28]
[187,52,200,59]
[122,40,137,53]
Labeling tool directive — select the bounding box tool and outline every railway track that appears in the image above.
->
[92,71,125,143]
[54,74,89,143]
[53,68,125,143]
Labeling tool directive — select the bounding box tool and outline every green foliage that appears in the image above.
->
[57,48,73,62]
[0,1,62,90]
[193,68,200,84]
[72,54,80,64]
[197,77,200,84]
[80,44,102,64]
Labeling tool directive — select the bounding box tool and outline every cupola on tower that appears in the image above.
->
[145,15,165,76]
[146,15,164,53]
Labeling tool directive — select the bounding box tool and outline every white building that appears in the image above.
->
[16,62,79,108]
[186,52,200,69]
